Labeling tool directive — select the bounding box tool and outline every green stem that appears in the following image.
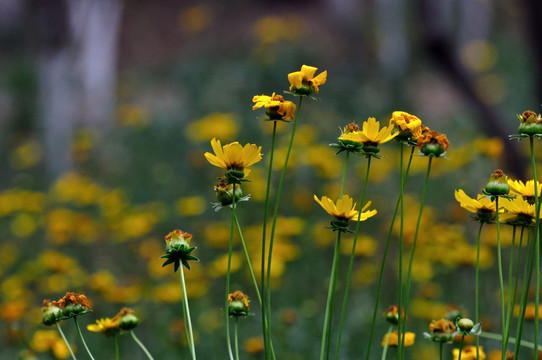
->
[234,319,240,360]
[320,231,342,360]
[439,342,443,360]
[505,226,525,359]
[180,266,196,360]
[335,155,371,359]
[225,185,237,360]
[130,331,155,360]
[530,136,540,359]
[261,120,277,360]
[56,322,77,360]
[482,331,542,351]
[233,212,262,305]
[457,335,465,360]
[503,226,517,354]
[115,337,119,360]
[401,156,433,352]
[364,145,415,360]
[381,325,393,360]
[397,144,406,360]
[74,317,95,360]
[339,151,350,198]
[265,96,303,360]
[475,222,484,360]
[495,196,506,360]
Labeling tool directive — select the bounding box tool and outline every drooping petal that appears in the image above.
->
[300,65,318,80]
[288,71,303,91]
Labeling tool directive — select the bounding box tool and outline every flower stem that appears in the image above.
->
[401,155,433,352]
[234,319,240,360]
[530,136,540,358]
[233,212,262,305]
[381,325,393,360]
[339,151,350,198]
[56,322,77,360]
[475,222,484,360]
[457,335,465,360]
[115,337,119,360]
[261,120,277,360]
[265,96,303,359]
[503,226,517,354]
[397,144,406,360]
[225,187,236,360]
[482,331,542,351]
[364,145,414,360]
[130,331,154,360]
[335,155,371,359]
[180,266,196,360]
[495,196,507,360]
[74,316,95,360]
[320,231,342,360]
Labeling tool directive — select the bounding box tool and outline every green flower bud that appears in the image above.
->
[517,110,542,136]
[457,318,474,332]
[119,313,139,331]
[215,179,243,206]
[225,169,245,182]
[484,169,510,196]
[419,142,445,157]
[62,303,85,316]
[42,305,62,326]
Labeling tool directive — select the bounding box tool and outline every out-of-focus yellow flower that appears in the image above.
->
[178,5,212,34]
[204,138,262,177]
[87,318,121,337]
[30,330,72,359]
[116,104,150,128]
[253,15,305,44]
[0,300,26,322]
[288,65,327,95]
[252,93,296,120]
[381,330,415,347]
[314,194,377,222]
[51,172,103,206]
[208,252,242,278]
[474,137,503,159]
[176,196,206,217]
[453,346,486,360]
[10,213,37,238]
[245,337,265,354]
[186,113,238,142]
[10,140,42,169]
[460,39,497,73]
[304,144,342,179]
[340,235,377,257]
[390,111,423,140]
[500,196,541,226]
[513,302,542,320]
[508,179,542,204]
[339,117,398,146]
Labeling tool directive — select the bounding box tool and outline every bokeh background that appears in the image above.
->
[1,0,541,359]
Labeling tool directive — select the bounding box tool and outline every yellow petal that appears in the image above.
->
[288,71,303,91]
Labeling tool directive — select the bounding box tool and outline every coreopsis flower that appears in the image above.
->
[390,111,423,142]
[416,127,450,157]
[30,330,72,359]
[287,65,327,95]
[87,318,122,337]
[517,110,542,136]
[252,93,296,120]
[338,117,398,155]
[454,189,499,223]
[41,300,62,326]
[383,305,402,325]
[228,291,251,318]
[500,196,542,226]
[161,230,199,272]
[508,179,542,204]
[52,292,91,319]
[424,319,457,343]
[204,138,263,182]
[453,346,486,360]
[483,169,510,197]
[381,330,415,347]
[314,194,377,232]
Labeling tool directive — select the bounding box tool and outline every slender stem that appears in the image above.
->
[225,185,237,360]
[320,231,342,360]
[115,337,119,360]
[475,222,484,360]
[439,342,443,360]
[397,144,405,360]
[364,145,414,360]
[505,226,525,359]
[530,136,540,359]
[381,325,393,360]
[180,266,196,360]
[457,335,465,360]
[180,274,191,352]
[495,196,507,360]
[335,155,372,359]
[56,322,77,360]
[234,319,240,360]
[261,120,277,359]
[266,96,303,360]
[233,213,262,305]
[339,152,350,198]
[401,156,433,351]
[482,331,542,351]
[130,331,155,360]
[74,317,95,360]
[503,226,517,354]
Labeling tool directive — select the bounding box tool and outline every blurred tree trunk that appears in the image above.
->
[31,0,123,177]
[520,0,542,101]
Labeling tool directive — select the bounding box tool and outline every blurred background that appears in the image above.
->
[1,0,541,358]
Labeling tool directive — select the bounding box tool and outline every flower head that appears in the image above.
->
[454,189,498,223]
[41,300,62,326]
[424,319,457,343]
[52,292,91,319]
[339,117,398,155]
[314,194,377,232]
[288,65,327,95]
[252,93,296,120]
[416,127,450,157]
[204,138,262,182]
[383,305,402,325]
[517,110,542,136]
[381,331,415,347]
[228,290,251,318]
[508,179,542,204]
[390,111,423,141]
[484,169,510,196]
[500,196,542,226]
[87,318,121,337]
[161,230,199,271]
[112,307,139,331]
[453,346,486,360]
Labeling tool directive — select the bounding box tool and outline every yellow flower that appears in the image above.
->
[314,194,377,222]
[339,117,398,146]
[252,93,296,120]
[288,65,327,94]
[500,196,541,226]
[390,111,423,139]
[381,330,415,347]
[87,318,121,337]
[453,346,486,360]
[204,138,262,178]
[508,179,542,204]
[454,189,499,223]
[30,330,72,359]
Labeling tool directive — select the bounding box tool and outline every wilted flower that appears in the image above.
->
[416,127,450,157]
[252,93,296,120]
[390,111,423,141]
[517,110,542,136]
[287,65,327,95]
[161,230,199,271]
[424,319,457,343]
[52,292,91,319]
[228,291,250,318]
[383,305,402,325]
